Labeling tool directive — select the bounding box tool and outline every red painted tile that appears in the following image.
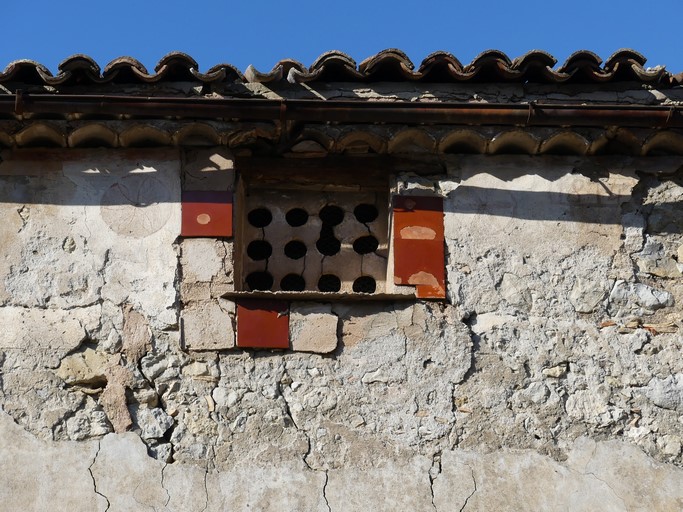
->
[393,196,446,299]
[181,190,233,237]
[236,299,289,349]
[393,196,444,238]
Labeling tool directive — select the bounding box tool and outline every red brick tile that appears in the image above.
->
[393,196,446,299]
[181,190,233,237]
[236,299,289,349]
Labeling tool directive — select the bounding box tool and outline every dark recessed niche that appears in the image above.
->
[247,240,273,261]
[285,208,309,227]
[280,274,305,291]
[319,205,345,226]
[353,235,379,255]
[317,274,342,292]
[284,240,307,260]
[354,203,379,223]
[353,276,376,293]
[316,235,341,256]
[247,208,272,228]
[246,271,274,291]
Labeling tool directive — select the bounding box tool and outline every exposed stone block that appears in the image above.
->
[56,347,110,386]
[180,238,232,285]
[121,304,152,364]
[609,280,674,315]
[181,301,235,351]
[290,303,338,353]
[569,278,608,313]
[0,306,97,367]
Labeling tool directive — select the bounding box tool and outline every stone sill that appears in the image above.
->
[222,290,418,302]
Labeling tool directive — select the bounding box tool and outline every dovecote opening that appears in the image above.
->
[235,160,390,296]
[238,189,389,294]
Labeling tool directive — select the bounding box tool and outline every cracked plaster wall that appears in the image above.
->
[1,148,682,510]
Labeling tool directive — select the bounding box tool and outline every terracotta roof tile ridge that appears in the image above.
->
[0,49,678,87]
[0,59,54,85]
[289,51,363,83]
[415,51,465,82]
[357,48,418,81]
[604,48,669,84]
[101,56,153,83]
[463,49,520,81]
[245,59,308,83]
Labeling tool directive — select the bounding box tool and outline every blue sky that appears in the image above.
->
[2,0,682,75]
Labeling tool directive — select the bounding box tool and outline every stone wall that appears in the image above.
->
[1,148,682,510]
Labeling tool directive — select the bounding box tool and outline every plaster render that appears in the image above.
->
[2,410,682,511]
[1,148,682,510]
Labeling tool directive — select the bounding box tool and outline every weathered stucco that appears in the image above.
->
[1,148,682,510]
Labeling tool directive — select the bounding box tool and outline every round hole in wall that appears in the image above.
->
[353,235,379,255]
[353,276,376,293]
[354,203,379,223]
[317,274,341,292]
[285,208,309,227]
[319,205,344,226]
[284,240,307,260]
[316,235,341,256]
[280,274,305,291]
[247,240,272,261]
[246,271,274,291]
[248,207,272,228]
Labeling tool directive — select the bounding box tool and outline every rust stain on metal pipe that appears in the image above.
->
[0,94,681,128]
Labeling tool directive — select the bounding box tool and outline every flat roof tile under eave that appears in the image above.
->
[0,49,677,89]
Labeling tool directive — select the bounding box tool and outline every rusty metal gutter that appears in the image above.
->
[1,93,682,128]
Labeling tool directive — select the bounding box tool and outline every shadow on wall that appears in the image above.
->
[0,148,682,235]
[0,148,180,207]
[444,185,647,227]
[441,157,682,234]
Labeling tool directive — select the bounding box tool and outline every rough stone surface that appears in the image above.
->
[56,346,110,386]
[2,151,683,508]
[180,238,235,350]
[181,300,235,350]
[290,303,339,353]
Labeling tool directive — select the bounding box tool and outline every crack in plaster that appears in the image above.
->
[170,243,183,328]
[98,248,112,298]
[279,379,300,431]
[132,479,156,511]
[160,463,170,508]
[582,441,628,509]
[458,463,477,512]
[199,468,210,512]
[16,205,29,232]
[88,440,111,512]
[584,471,628,510]
[459,313,479,385]
[322,470,332,512]
[279,375,317,472]
[429,451,442,512]
[302,436,315,471]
